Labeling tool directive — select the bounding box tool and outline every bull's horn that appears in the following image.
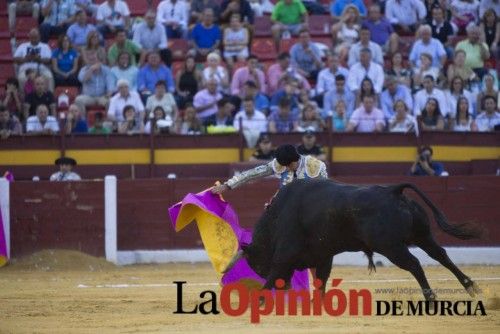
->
[222,250,244,273]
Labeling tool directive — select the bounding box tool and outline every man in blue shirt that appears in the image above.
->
[330,0,366,17]
[67,10,97,48]
[137,51,175,102]
[380,76,413,119]
[323,74,355,119]
[290,29,323,80]
[410,145,445,176]
[40,0,76,42]
[190,8,222,58]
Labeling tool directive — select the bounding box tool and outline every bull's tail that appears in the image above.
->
[394,183,481,240]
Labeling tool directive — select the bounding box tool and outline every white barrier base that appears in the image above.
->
[116,247,500,266]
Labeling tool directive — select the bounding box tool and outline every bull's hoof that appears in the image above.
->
[466,282,481,298]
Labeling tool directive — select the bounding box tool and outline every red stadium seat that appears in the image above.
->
[254,16,272,37]
[279,38,298,53]
[0,39,13,63]
[87,107,106,127]
[0,64,16,86]
[251,38,277,60]
[171,61,184,77]
[14,17,39,38]
[0,19,10,38]
[128,1,149,17]
[168,39,189,60]
[308,15,332,37]
[55,86,80,105]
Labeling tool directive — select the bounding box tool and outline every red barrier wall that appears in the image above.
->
[9,176,500,259]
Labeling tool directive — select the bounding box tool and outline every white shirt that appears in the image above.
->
[50,171,81,181]
[413,88,449,116]
[389,114,416,133]
[451,0,479,22]
[157,0,188,29]
[315,66,349,96]
[445,89,475,118]
[476,111,500,132]
[347,41,384,67]
[14,42,52,74]
[107,91,145,121]
[385,0,427,26]
[347,61,385,93]
[233,110,267,133]
[26,116,60,133]
[96,0,130,27]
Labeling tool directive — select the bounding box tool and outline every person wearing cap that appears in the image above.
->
[297,130,326,161]
[212,143,328,194]
[107,79,145,123]
[249,134,276,161]
[50,157,81,181]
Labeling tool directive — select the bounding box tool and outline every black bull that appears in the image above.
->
[228,179,481,301]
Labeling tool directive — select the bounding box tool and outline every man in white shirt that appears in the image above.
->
[346,95,385,133]
[193,79,223,119]
[107,79,145,123]
[347,48,385,93]
[96,0,131,36]
[26,104,60,134]
[385,0,427,31]
[315,53,348,97]
[409,25,447,69]
[50,157,82,181]
[133,10,171,67]
[347,27,384,67]
[13,28,55,92]
[413,75,449,116]
[157,0,189,38]
[476,96,500,132]
[233,97,267,147]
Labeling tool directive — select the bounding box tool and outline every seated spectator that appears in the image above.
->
[230,55,266,98]
[223,13,250,67]
[290,29,323,80]
[157,0,189,39]
[8,0,40,33]
[297,130,326,161]
[268,97,299,133]
[190,0,221,23]
[297,103,325,132]
[75,0,98,17]
[445,76,475,118]
[362,4,399,54]
[190,8,222,58]
[346,95,385,132]
[323,74,356,119]
[386,52,412,88]
[81,30,107,65]
[455,25,491,79]
[419,98,445,131]
[476,95,500,131]
[88,112,112,134]
[145,80,178,120]
[50,156,81,181]
[480,0,500,18]
[202,52,230,93]
[245,81,270,114]
[108,79,145,123]
[249,0,275,17]
[413,75,448,116]
[427,6,455,58]
[23,69,37,96]
[331,100,349,132]
[381,76,414,119]
[297,90,319,115]
[409,25,447,70]
[108,28,144,67]
[193,79,223,119]
[67,10,97,49]
[452,96,478,131]
[51,34,80,87]
[348,27,383,67]
[446,50,477,85]
[476,74,499,113]
[412,53,441,89]
[26,104,60,134]
[355,77,379,108]
[233,97,267,147]
[24,76,56,119]
[175,56,203,107]
[145,106,174,135]
[389,100,415,133]
[450,0,479,34]
[410,145,444,176]
[385,0,427,32]
[347,48,385,93]
[204,98,235,132]
[64,103,88,134]
[266,52,310,96]
[330,0,366,17]
[480,8,500,57]
[316,53,349,98]
[39,0,75,43]
[111,52,139,92]
[176,103,204,135]
[133,10,171,67]
[75,53,114,112]
[331,5,361,61]
[96,0,131,36]
[270,78,300,113]
[1,78,24,120]
[220,0,254,25]
[137,51,175,101]
[118,105,144,134]
[14,28,55,92]
[0,105,23,139]
[271,0,308,51]
[250,134,275,161]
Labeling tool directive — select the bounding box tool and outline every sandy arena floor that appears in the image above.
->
[0,250,499,334]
